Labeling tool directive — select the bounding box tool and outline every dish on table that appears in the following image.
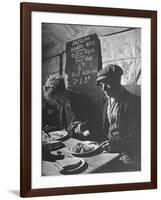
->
[48,141,65,151]
[55,157,86,174]
[71,141,105,157]
[48,130,69,141]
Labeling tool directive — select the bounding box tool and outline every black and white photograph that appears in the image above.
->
[41,23,141,176]
[20,2,157,197]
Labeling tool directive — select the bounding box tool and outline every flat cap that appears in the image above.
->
[96,64,123,85]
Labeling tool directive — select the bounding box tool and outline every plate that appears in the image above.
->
[59,159,87,174]
[71,141,108,157]
[48,141,65,151]
[48,130,69,141]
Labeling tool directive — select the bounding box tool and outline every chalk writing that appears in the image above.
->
[71,44,84,53]
[72,36,90,46]
[86,40,96,47]
[66,33,101,88]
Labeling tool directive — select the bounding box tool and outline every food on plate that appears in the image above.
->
[72,143,84,153]
[72,142,99,154]
[48,130,68,141]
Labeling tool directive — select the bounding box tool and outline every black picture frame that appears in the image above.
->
[20,2,157,197]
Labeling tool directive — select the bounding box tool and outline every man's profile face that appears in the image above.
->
[100,79,116,97]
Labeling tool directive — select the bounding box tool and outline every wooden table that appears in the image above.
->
[42,138,120,176]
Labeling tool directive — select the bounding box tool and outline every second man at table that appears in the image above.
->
[42,73,97,139]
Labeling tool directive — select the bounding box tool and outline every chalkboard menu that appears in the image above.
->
[65,33,102,92]
[65,33,103,134]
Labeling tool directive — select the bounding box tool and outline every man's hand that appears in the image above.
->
[68,121,90,137]
[74,122,86,133]
[74,122,90,137]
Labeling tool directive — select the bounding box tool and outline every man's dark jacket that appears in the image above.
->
[102,88,141,161]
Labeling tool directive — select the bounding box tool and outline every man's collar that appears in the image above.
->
[107,85,124,103]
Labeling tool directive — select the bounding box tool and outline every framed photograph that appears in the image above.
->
[20,2,157,197]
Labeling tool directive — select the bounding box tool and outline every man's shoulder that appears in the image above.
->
[120,88,141,107]
[122,87,140,98]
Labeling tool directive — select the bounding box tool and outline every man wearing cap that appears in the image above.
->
[96,64,141,170]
